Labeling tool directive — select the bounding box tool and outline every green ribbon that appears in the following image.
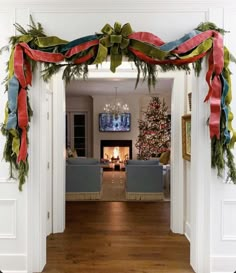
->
[10,129,20,156]
[3,103,20,156]
[223,47,236,148]
[93,22,133,72]
[130,39,168,60]
[178,38,213,59]
[35,36,68,48]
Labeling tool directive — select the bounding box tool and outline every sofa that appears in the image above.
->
[66,158,102,200]
[125,159,164,200]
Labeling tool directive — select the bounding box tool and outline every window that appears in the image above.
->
[66,112,88,157]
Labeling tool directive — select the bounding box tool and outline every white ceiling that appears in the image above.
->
[66,77,174,97]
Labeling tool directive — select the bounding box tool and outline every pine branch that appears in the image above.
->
[195,22,229,35]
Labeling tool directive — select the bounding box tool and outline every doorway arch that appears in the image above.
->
[28,62,191,272]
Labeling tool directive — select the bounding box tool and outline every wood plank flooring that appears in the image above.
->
[43,202,194,273]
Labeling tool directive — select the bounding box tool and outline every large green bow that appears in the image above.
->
[93,22,133,72]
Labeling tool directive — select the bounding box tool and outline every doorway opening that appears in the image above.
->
[42,63,189,272]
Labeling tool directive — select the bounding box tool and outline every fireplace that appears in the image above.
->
[100,140,132,162]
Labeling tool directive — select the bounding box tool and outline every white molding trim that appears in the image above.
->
[221,199,236,241]
[52,71,66,234]
[190,61,211,273]
[3,271,27,273]
[0,199,16,239]
[27,68,47,273]
[0,254,27,271]
[0,179,17,183]
[185,221,191,242]
[170,71,185,234]
[211,256,236,273]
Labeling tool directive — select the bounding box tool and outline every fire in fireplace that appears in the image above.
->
[100,140,132,162]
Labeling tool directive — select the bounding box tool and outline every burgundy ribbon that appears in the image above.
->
[17,88,28,162]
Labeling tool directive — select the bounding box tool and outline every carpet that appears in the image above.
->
[101,171,126,201]
[101,171,170,201]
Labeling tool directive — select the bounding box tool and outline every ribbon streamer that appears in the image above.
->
[17,88,28,162]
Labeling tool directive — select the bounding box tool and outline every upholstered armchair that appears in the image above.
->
[125,160,164,200]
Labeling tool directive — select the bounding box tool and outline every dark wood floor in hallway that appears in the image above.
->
[43,202,194,273]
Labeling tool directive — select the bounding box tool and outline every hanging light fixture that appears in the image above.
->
[103,87,129,115]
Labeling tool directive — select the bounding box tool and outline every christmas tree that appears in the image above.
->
[135,97,171,160]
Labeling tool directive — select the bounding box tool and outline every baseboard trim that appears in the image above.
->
[126,192,164,201]
[0,254,26,272]
[66,192,100,201]
[2,271,27,273]
[211,256,236,273]
[185,221,191,242]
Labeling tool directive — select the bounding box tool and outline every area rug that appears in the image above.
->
[101,171,126,201]
[101,171,170,202]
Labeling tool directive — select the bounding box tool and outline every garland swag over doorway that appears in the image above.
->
[1,17,236,190]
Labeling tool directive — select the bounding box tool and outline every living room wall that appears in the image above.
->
[66,95,93,157]
[92,94,143,160]
[66,92,171,160]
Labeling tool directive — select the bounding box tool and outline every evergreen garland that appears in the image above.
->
[1,18,236,189]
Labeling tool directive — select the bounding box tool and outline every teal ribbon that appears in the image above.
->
[159,30,201,51]
[220,73,230,143]
[59,35,98,53]
[6,75,19,130]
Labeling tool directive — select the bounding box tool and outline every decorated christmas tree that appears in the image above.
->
[135,97,171,160]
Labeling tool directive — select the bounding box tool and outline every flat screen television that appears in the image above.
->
[99,113,131,132]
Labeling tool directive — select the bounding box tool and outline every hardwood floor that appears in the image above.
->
[43,202,194,273]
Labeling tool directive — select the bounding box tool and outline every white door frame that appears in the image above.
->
[29,63,210,272]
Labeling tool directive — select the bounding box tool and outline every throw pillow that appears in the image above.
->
[159,150,170,165]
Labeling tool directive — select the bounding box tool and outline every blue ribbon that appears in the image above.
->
[6,75,19,130]
[220,73,230,143]
[159,30,201,52]
[59,35,98,53]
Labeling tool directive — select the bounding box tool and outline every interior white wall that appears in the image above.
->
[209,8,236,273]
[0,9,28,272]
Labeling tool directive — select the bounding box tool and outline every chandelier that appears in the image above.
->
[103,87,129,115]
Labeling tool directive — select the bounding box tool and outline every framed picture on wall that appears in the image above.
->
[182,114,191,161]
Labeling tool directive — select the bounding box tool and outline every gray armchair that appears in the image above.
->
[125,160,164,200]
[66,158,102,200]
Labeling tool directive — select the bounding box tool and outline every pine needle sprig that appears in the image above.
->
[226,147,236,184]
[195,22,229,35]
[41,63,65,82]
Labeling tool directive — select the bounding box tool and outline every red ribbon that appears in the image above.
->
[14,45,27,88]
[173,30,213,54]
[24,58,32,86]
[19,42,64,63]
[129,47,207,65]
[65,39,99,58]
[209,76,221,139]
[17,88,28,162]
[208,32,223,139]
[73,48,96,64]
[129,32,165,47]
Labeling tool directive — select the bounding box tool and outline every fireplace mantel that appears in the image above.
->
[100,140,132,160]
